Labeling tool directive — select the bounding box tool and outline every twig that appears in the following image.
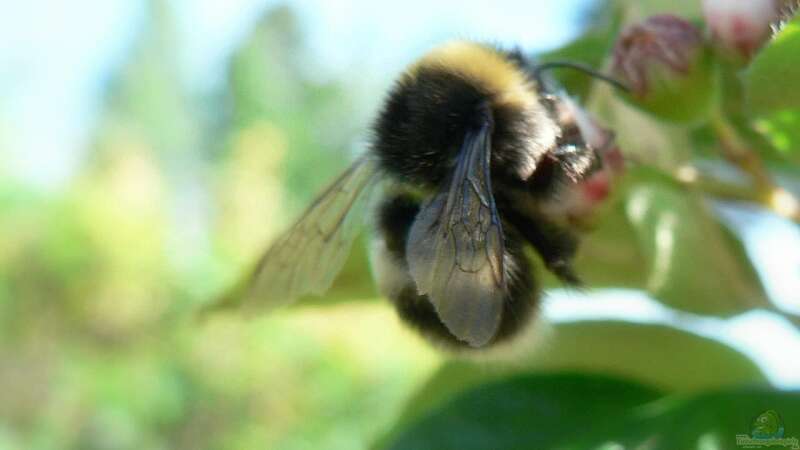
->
[709,113,800,223]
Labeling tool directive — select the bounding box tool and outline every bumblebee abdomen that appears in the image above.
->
[371,191,540,350]
[371,41,558,187]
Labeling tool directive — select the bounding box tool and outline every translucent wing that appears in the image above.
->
[406,116,506,348]
[238,155,380,310]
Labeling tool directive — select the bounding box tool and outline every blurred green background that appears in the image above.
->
[1,1,799,449]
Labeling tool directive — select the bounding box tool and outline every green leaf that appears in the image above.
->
[745,16,800,162]
[558,389,800,450]
[754,109,800,161]
[611,0,703,23]
[623,169,771,316]
[376,321,767,449]
[527,321,768,391]
[563,196,648,289]
[382,373,661,450]
[745,17,800,116]
[381,373,797,450]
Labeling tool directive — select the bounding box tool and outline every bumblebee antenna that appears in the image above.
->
[534,61,630,93]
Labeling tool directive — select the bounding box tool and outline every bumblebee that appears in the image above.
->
[231,41,618,350]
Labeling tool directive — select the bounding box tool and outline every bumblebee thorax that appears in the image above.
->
[371,41,559,187]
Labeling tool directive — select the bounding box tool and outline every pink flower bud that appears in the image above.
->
[702,0,782,60]
[612,15,704,97]
[611,15,716,123]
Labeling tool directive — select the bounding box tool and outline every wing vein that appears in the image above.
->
[223,155,381,310]
[407,114,507,347]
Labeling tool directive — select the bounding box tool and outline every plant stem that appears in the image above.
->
[673,168,760,203]
[709,113,800,223]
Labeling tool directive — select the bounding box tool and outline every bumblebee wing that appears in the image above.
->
[406,114,506,348]
[236,155,380,310]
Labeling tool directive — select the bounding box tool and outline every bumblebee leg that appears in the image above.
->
[506,110,594,285]
[526,146,599,199]
[501,203,582,286]
[372,193,538,349]
[552,143,601,183]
